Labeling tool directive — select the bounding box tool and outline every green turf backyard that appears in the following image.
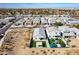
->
[31,40,47,48]
[49,38,66,48]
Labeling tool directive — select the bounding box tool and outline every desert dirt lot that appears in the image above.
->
[0,28,79,55]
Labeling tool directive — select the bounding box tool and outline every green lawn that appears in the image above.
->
[58,39,65,47]
[49,38,55,44]
[42,41,47,47]
[32,40,47,48]
[49,38,66,48]
[32,40,36,47]
[32,38,65,48]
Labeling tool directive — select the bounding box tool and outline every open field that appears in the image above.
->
[0,9,79,17]
[68,38,79,48]
[0,28,32,55]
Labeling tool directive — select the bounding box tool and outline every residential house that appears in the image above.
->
[15,19,26,27]
[33,28,46,41]
[41,17,49,27]
[59,26,76,38]
[46,26,61,39]
[48,17,56,26]
[66,20,79,25]
[33,17,41,25]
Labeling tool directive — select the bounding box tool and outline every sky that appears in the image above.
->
[0,3,79,9]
